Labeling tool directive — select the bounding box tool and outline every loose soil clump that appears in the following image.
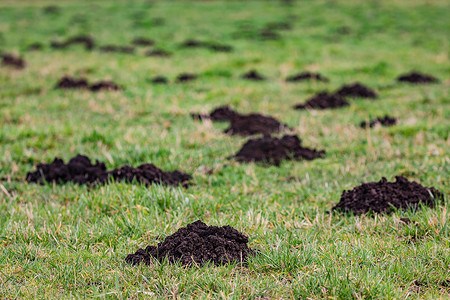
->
[145,49,171,57]
[56,76,89,89]
[294,92,349,110]
[125,220,253,266]
[191,105,238,121]
[176,73,197,83]
[336,82,377,99]
[1,54,26,69]
[131,37,154,46]
[332,176,443,215]
[26,154,191,187]
[397,71,439,84]
[150,76,168,84]
[232,135,325,166]
[286,72,328,82]
[225,114,288,136]
[99,45,135,54]
[360,115,397,128]
[89,81,121,92]
[180,39,233,52]
[50,35,95,50]
[242,70,265,81]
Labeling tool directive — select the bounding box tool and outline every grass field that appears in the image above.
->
[0,0,449,298]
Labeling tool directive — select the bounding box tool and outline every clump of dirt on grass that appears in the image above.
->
[286,72,329,82]
[225,114,288,136]
[131,37,154,46]
[125,220,253,266]
[55,76,120,91]
[232,135,325,166]
[332,176,443,215]
[99,45,135,54]
[294,92,349,110]
[360,115,397,128]
[191,105,238,121]
[397,71,439,84]
[150,76,168,84]
[180,39,233,52]
[26,154,191,187]
[145,49,171,57]
[1,54,26,69]
[336,82,377,98]
[242,70,266,81]
[50,35,95,50]
[176,73,197,83]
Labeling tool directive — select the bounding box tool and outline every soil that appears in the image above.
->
[190,106,239,122]
[145,49,171,57]
[332,176,443,215]
[26,154,191,187]
[50,35,95,50]
[397,71,439,84]
[225,114,288,136]
[232,135,325,166]
[99,45,135,54]
[1,54,26,69]
[286,72,329,82]
[206,43,233,52]
[150,76,168,84]
[180,39,205,48]
[55,76,89,89]
[294,92,349,110]
[89,81,121,92]
[259,29,281,40]
[360,115,397,128]
[176,73,197,83]
[242,70,266,81]
[131,37,154,46]
[336,82,377,99]
[179,39,233,52]
[43,5,59,14]
[125,220,253,266]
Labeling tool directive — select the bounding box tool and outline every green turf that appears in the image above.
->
[0,0,449,298]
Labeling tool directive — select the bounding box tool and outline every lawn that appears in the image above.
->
[0,0,449,298]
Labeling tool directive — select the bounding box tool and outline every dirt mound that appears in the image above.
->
[50,35,95,50]
[191,106,238,121]
[242,70,265,81]
[180,39,233,52]
[332,176,443,215]
[286,72,329,82]
[397,72,438,84]
[180,39,205,48]
[232,135,325,166]
[360,115,397,128]
[55,76,89,89]
[89,81,121,92]
[145,49,171,57]
[150,76,168,84]
[26,154,191,187]
[294,92,349,110]
[99,45,135,54]
[1,54,26,69]
[225,114,287,136]
[176,73,197,83]
[259,29,281,40]
[125,220,253,266]
[336,82,377,98]
[131,37,154,46]
[206,43,233,52]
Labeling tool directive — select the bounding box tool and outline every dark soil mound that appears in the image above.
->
[50,35,95,50]
[145,49,171,57]
[43,5,59,14]
[397,72,438,84]
[242,70,265,81]
[1,54,26,69]
[206,43,233,52]
[26,154,191,187]
[360,115,397,128]
[150,76,168,84]
[232,135,325,166]
[336,82,377,98]
[286,72,329,82]
[332,176,443,215]
[176,73,197,83]
[180,39,233,52]
[27,43,43,51]
[259,29,281,40]
[294,92,349,110]
[56,76,89,89]
[190,105,238,121]
[131,37,154,46]
[125,220,253,266]
[99,45,135,54]
[180,39,205,48]
[89,81,120,92]
[225,114,287,136]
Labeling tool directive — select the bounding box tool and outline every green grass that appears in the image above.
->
[0,0,449,298]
